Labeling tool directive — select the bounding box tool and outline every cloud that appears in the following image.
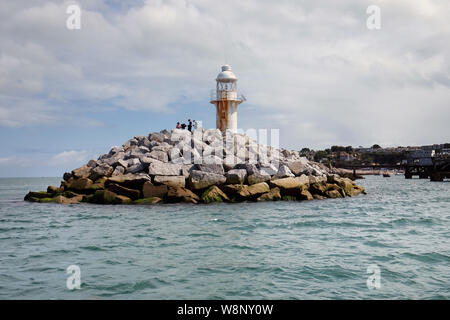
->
[0,0,449,150]
[49,150,94,166]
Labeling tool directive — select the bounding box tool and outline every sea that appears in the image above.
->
[0,176,448,299]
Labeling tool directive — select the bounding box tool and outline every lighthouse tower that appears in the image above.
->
[210,65,244,133]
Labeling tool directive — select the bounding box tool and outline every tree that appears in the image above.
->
[314,150,328,162]
[372,144,382,149]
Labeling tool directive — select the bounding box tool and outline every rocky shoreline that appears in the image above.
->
[24,129,366,205]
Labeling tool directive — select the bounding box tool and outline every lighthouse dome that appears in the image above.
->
[216,64,237,82]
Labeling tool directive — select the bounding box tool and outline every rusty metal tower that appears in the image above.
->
[210,65,245,133]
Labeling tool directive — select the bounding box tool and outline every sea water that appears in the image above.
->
[0,176,448,299]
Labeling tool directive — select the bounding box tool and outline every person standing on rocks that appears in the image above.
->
[181,123,186,130]
[176,122,181,129]
[188,119,192,132]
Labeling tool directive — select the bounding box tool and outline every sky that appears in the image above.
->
[0,0,449,177]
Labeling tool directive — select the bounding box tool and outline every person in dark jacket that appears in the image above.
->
[187,119,192,132]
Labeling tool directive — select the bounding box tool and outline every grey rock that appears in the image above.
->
[273,165,295,179]
[126,163,145,174]
[187,170,226,190]
[247,172,271,185]
[148,132,165,143]
[112,166,125,176]
[226,169,247,184]
[87,159,97,168]
[138,146,150,153]
[194,163,224,175]
[90,163,113,180]
[148,150,169,163]
[154,175,186,188]
[148,161,182,176]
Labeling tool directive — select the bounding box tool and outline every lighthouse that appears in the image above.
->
[210,65,245,133]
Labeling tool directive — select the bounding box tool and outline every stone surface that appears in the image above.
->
[90,164,113,180]
[88,190,132,204]
[247,172,271,185]
[53,195,83,204]
[237,182,270,199]
[166,187,199,203]
[195,163,225,175]
[133,197,162,205]
[106,173,151,190]
[153,175,186,188]
[148,150,169,163]
[72,165,91,179]
[126,163,145,174]
[257,187,281,201]
[273,165,295,179]
[148,161,181,176]
[201,185,230,203]
[287,161,306,176]
[107,183,141,200]
[187,170,226,190]
[69,178,93,191]
[142,181,168,198]
[225,169,247,184]
[269,175,309,190]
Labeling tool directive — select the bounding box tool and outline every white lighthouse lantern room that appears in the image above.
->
[210,65,245,133]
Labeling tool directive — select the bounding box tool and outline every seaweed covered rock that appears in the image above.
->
[201,186,230,203]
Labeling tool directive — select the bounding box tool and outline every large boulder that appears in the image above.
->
[148,161,181,176]
[107,183,141,200]
[24,191,53,201]
[298,188,314,200]
[187,170,226,190]
[153,176,186,188]
[237,182,270,199]
[247,172,271,185]
[166,187,199,203]
[90,164,113,180]
[257,187,281,201]
[273,165,295,179]
[88,190,132,204]
[287,160,307,176]
[223,155,243,171]
[142,181,168,198]
[148,132,165,143]
[220,184,247,199]
[106,173,151,190]
[194,163,225,175]
[201,186,230,203]
[148,150,169,163]
[126,163,145,174]
[112,166,125,176]
[269,175,309,190]
[225,169,247,184]
[52,195,83,204]
[68,178,93,192]
[72,165,92,179]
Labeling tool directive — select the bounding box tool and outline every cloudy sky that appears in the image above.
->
[0,0,449,177]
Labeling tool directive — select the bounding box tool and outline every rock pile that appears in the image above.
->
[25,128,366,205]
